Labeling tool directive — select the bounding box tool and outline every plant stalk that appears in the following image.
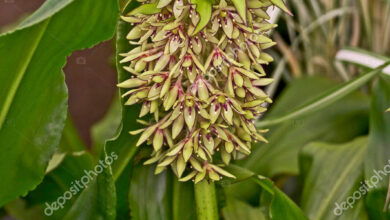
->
[194,180,219,220]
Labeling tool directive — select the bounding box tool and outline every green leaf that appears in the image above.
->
[365,75,390,186]
[366,191,390,220]
[128,3,162,15]
[231,0,247,23]
[4,152,93,220]
[0,0,117,206]
[0,22,68,206]
[246,77,370,176]
[64,150,117,220]
[129,165,173,220]
[255,178,307,220]
[108,0,142,181]
[269,0,293,16]
[65,5,141,218]
[223,165,307,220]
[97,1,142,219]
[114,162,132,219]
[7,117,91,219]
[62,1,145,219]
[192,0,212,35]
[364,75,390,219]
[222,196,266,220]
[25,152,94,219]
[230,77,369,201]
[126,155,196,220]
[336,47,390,75]
[17,0,73,29]
[256,64,389,128]
[299,137,368,220]
[172,179,197,220]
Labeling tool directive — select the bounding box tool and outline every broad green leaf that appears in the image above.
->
[10,76,112,220]
[223,165,307,220]
[41,116,86,174]
[364,75,390,219]
[5,153,93,220]
[231,0,247,23]
[24,152,94,219]
[0,29,67,206]
[96,1,142,219]
[365,75,390,188]
[129,165,172,220]
[231,77,369,201]
[299,137,368,220]
[192,0,212,35]
[64,149,117,220]
[172,179,197,220]
[366,191,390,220]
[62,1,142,219]
[114,162,132,219]
[127,157,195,220]
[256,64,388,128]
[0,0,117,206]
[17,0,73,29]
[12,116,91,219]
[338,49,390,218]
[246,77,369,176]
[336,47,390,75]
[255,178,307,220]
[222,197,265,220]
[128,3,162,15]
[108,0,142,181]
[64,2,140,218]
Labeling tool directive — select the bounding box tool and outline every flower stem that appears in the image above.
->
[194,180,219,220]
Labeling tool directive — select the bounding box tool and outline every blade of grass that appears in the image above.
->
[309,0,327,35]
[267,7,353,92]
[257,62,390,128]
[383,1,390,51]
[359,0,372,46]
[274,33,301,77]
[336,47,390,75]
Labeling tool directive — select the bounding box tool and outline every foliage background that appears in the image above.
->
[0,0,117,147]
[0,0,389,219]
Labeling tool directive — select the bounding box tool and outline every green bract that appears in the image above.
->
[119,0,281,182]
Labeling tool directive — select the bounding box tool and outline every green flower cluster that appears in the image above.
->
[119,0,279,182]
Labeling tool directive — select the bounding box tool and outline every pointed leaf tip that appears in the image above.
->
[231,0,247,23]
[191,0,212,35]
[270,0,293,16]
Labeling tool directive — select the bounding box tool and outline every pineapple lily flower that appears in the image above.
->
[118,0,288,183]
